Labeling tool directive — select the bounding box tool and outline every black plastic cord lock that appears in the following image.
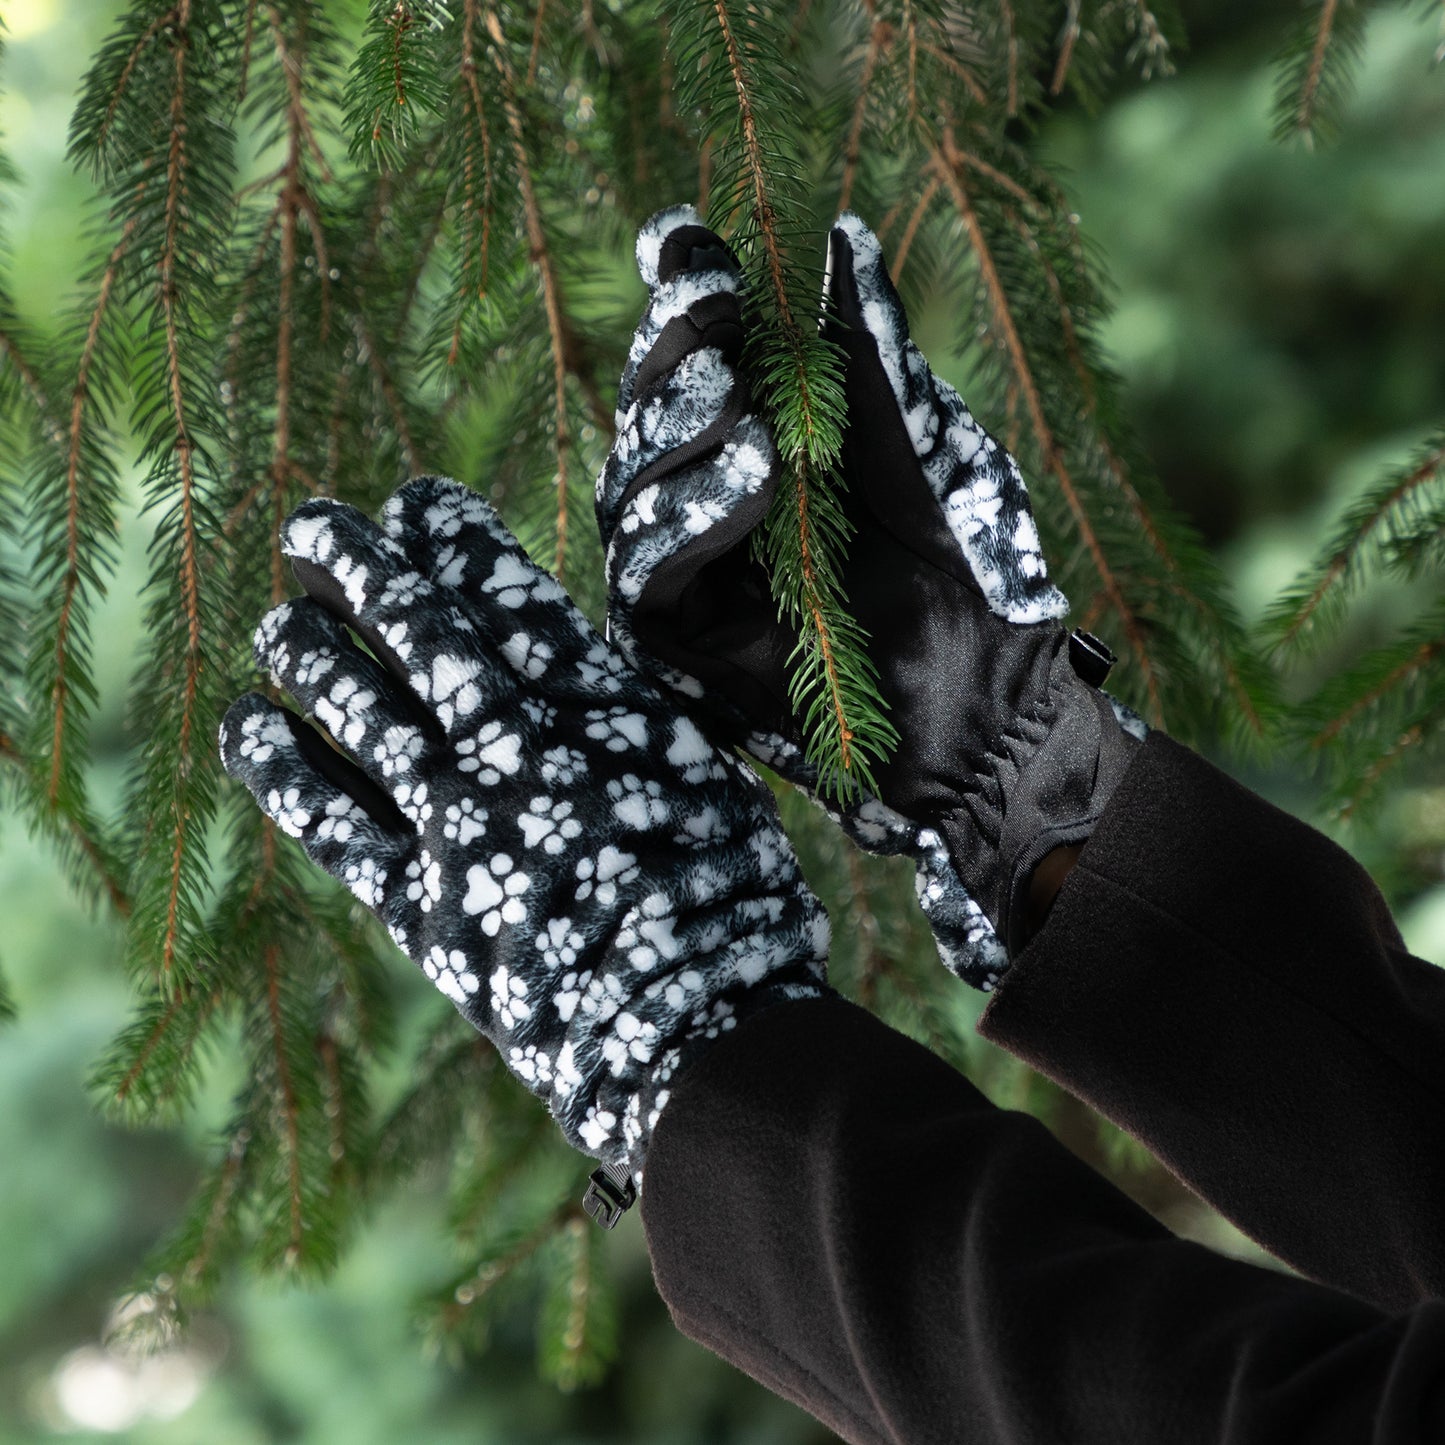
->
[1068,629,1116,688]
[582,1163,637,1230]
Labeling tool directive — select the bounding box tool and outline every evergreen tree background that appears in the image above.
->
[0,0,1442,1437]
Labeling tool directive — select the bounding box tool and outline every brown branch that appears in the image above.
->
[711,0,794,333]
[94,7,180,158]
[934,140,1162,722]
[839,18,890,215]
[51,222,136,809]
[487,1,571,576]
[1313,639,1443,748]
[1276,445,1445,650]
[456,0,497,357]
[183,1125,250,1287]
[1050,0,1081,95]
[527,0,547,84]
[889,175,939,284]
[238,0,260,99]
[997,0,1020,117]
[443,1200,579,1324]
[263,941,305,1265]
[1296,0,1340,139]
[159,0,204,980]
[1338,723,1425,821]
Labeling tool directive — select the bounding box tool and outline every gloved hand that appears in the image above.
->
[597,208,1145,984]
[219,476,829,1220]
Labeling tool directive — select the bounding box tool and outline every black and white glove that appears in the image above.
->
[219,477,829,1217]
[597,208,1145,985]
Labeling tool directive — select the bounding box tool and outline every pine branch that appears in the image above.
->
[932,137,1163,721]
[1263,436,1445,654]
[485,2,573,577]
[1272,0,1370,146]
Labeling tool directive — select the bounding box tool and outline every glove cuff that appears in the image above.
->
[997,680,1142,956]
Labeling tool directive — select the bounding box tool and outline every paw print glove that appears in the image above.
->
[598,208,1144,985]
[219,476,829,1217]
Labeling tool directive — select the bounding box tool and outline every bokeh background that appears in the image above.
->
[1,0,1443,1440]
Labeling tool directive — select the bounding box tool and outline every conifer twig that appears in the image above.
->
[1296,0,1341,139]
[1051,0,1082,95]
[1273,443,1445,651]
[1312,638,1442,747]
[158,0,206,978]
[183,1126,250,1285]
[486,1,572,576]
[889,175,939,283]
[933,141,1161,720]
[263,941,305,1265]
[998,0,1021,116]
[839,13,889,214]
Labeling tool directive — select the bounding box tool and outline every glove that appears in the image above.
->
[597,207,1145,983]
[219,476,829,1219]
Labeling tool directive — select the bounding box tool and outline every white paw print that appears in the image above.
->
[294,648,336,687]
[665,716,726,784]
[443,798,487,846]
[237,710,292,764]
[374,722,425,777]
[314,675,377,751]
[391,778,432,826]
[601,1011,658,1075]
[489,964,532,1029]
[463,852,532,936]
[574,845,639,906]
[551,966,593,1022]
[607,773,669,830]
[507,1043,553,1085]
[518,795,583,854]
[266,785,311,838]
[584,706,649,752]
[423,945,479,1004]
[574,638,628,693]
[500,631,554,680]
[521,698,558,730]
[377,569,433,609]
[537,918,584,974]
[455,720,522,784]
[577,1102,618,1150]
[405,849,442,912]
[613,890,680,971]
[316,793,361,843]
[410,651,483,727]
[481,552,567,609]
[343,856,387,907]
[539,745,588,786]
[331,552,370,614]
[676,805,724,845]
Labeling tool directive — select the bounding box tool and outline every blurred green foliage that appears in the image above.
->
[0,0,1442,1440]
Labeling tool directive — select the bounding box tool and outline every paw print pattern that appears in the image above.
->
[463,852,532,936]
[455,720,523,784]
[443,798,487,846]
[222,472,830,1194]
[584,707,649,753]
[518,796,583,854]
[606,774,668,831]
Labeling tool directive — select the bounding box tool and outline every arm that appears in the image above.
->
[644,995,1445,1445]
[982,731,1445,1314]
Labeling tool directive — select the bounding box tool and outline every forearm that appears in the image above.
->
[982,731,1445,1313]
[644,997,1445,1445]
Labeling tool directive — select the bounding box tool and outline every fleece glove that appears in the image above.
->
[597,208,1145,983]
[220,476,829,1219]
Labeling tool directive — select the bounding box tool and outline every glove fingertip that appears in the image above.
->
[217,691,282,780]
[637,204,704,286]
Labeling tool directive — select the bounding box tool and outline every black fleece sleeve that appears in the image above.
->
[642,997,1445,1445]
[980,731,1445,1315]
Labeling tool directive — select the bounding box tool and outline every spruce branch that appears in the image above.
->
[1272,0,1370,146]
[485,1,573,576]
[932,137,1163,721]
[1263,437,1445,655]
